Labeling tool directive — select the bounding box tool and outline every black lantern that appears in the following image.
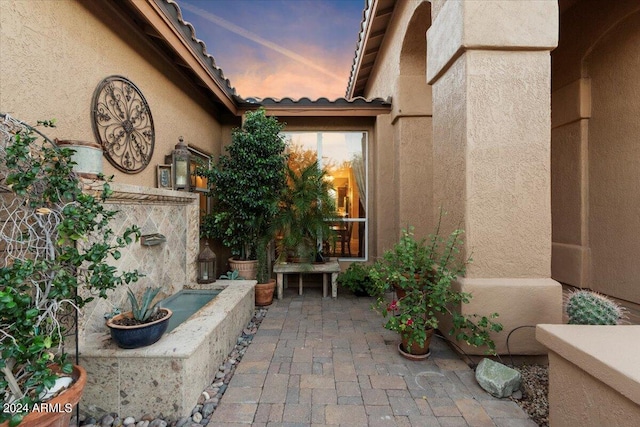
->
[170,137,190,191]
[197,241,216,284]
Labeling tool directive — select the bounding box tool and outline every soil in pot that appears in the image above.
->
[109,309,168,326]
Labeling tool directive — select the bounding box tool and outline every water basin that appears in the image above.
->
[160,289,220,333]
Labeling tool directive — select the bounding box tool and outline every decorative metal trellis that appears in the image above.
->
[91,75,155,174]
[0,114,78,341]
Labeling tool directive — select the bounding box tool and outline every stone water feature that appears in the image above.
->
[75,182,254,418]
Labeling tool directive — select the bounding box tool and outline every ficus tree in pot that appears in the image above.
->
[0,115,140,426]
[197,108,287,279]
[370,220,503,357]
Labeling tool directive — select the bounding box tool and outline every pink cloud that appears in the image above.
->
[225,42,354,99]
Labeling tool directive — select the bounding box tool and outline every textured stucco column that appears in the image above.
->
[427,0,562,354]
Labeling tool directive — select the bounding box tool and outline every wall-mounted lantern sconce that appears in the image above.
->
[197,241,216,284]
[169,137,190,191]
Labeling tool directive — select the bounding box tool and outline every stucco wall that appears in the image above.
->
[586,11,640,301]
[551,0,640,304]
[0,0,223,188]
[362,1,434,254]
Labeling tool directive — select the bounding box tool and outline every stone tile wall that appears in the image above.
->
[78,181,199,345]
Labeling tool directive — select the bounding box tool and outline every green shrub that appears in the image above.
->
[337,263,376,296]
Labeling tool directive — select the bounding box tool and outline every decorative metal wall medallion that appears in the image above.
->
[91,75,155,173]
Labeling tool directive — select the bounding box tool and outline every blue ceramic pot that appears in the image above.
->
[106,308,172,349]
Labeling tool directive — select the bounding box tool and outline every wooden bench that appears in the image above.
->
[273,260,340,299]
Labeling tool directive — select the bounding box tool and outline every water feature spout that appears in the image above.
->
[140,233,166,246]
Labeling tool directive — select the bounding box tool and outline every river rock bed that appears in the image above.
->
[510,364,549,427]
[73,307,269,427]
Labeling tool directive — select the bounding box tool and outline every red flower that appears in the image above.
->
[406,318,414,326]
[388,300,398,311]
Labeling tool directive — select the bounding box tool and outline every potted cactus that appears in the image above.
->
[106,287,173,349]
[565,290,626,325]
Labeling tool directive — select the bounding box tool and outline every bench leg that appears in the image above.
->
[323,274,328,298]
[299,274,303,295]
[331,272,338,298]
[277,273,283,300]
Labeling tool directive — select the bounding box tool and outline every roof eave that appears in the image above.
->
[123,0,239,115]
[237,97,392,117]
[346,0,396,99]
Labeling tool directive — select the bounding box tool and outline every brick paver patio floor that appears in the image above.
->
[207,287,536,427]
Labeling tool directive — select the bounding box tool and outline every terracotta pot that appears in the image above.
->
[0,365,86,427]
[106,308,172,349]
[392,283,406,299]
[400,328,434,358]
[255,279,276,306]
[228,257,258,280]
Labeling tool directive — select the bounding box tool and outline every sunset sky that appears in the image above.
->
[178,0,366,100]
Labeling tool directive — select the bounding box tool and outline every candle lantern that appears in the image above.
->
[170,137,190,191]
[197,241,216,284]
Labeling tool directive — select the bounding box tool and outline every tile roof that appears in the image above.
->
[159,0,238,99]
[346,0,396,98]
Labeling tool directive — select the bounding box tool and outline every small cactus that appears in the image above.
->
[565,290,625,325]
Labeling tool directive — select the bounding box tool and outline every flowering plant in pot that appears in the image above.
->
[371,221,503,357]
[197,108,287,279]
[0,115,140,426]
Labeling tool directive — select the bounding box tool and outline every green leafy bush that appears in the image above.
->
[337,263,376,296]
[0,115,140,425]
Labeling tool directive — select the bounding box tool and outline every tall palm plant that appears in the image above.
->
[272,160,337,262]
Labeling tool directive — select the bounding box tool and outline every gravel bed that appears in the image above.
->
[510,364,549,427]
[72,307,269,427]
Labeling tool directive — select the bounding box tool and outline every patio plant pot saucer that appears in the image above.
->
[398,328,434,361]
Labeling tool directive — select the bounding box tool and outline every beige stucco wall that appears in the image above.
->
[587,11,640,301]
[427,0,562,354]
[551,0,640,304]
[0,0,224,188]
[537,325,640,426]
[362,0,434,256]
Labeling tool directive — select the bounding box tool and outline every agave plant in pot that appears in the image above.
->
[0,115,140,426]
[371,223,503,359]
[106,287,173,349]
[197,108,287,282]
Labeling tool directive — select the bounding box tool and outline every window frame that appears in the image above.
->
[282,130,369,262]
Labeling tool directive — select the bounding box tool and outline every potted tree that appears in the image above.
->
[272,160,337,263]
[197,108,287,295]
[370,221,503,359]
[0,115,140,426]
